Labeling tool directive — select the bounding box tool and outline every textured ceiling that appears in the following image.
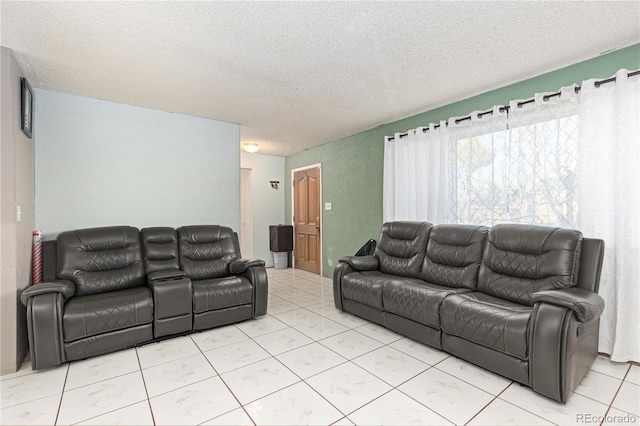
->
[1,1,639,157]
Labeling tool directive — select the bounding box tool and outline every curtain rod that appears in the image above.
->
[387,69,640,141]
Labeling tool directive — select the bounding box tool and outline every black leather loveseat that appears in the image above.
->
[333,221,605,403]
[21,225,268,370]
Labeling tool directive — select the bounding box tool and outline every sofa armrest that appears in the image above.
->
[577,238,605,292]
[338,255,379,271]
[147,270,186,281]
[333,262,354,311]
[532,288,604,323]
[229,258,266,275]
[231,259,268,317]
[21,280,75,307]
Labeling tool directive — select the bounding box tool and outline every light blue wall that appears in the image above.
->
[35,90,240,237]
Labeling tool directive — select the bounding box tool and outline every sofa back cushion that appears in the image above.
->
[478,224,582,305]
[141,227,180,274]
[178,225,239,280]
[375,221,432,278]
[57,226,145,296]
[421,224,488,289]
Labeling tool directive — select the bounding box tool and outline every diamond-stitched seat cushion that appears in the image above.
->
[440,292,532,360]
[342,271,393,310]
[382,278,472,328]
[478,224,582,305]
[192,276,253,313]
[63,287,152,343]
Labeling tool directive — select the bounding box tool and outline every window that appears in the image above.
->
[447,94,579,227]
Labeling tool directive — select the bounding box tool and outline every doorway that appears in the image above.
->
[240,168,252,258]
[292,165,321,274]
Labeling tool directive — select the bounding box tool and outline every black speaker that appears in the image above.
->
[269,225,293,252]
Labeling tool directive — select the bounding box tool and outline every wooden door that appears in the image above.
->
[293,167,321,274]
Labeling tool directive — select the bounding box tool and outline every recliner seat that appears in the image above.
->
[178,225,268,330]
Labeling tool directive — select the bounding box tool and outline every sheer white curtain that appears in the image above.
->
[507,85,580,227]
[383,122,448,223]
[447,106,508,224]
[578,69,640,362]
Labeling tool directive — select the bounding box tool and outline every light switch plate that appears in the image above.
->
[324,202,332,211]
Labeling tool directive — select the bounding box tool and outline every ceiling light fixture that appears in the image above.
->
[243,143,259,153]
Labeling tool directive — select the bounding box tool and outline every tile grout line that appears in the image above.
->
[240,337,344,418]
[463,383,520,426]
[53,364,70,426]
[135,347,157,426]
[270,290,443,424]
[269,274,426,423]
[345,363,449,422]
[270,337,362,423]
[493,387,561,426]
[394,384,459,425]
[600,364,634,424]
[223,300,352,423]
[195,333,257,426]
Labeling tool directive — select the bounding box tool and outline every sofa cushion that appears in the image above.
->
[478,224,582,305]
[421,224,488,290]
[178,225,239,280]
[192,276,253,313]
[63,287,153,343]
[383,278,472,328]
[375,221,432,279]
[57,226,145,296]
[141,227,180,275]
[440,292,532,360]
[342,271,394,310]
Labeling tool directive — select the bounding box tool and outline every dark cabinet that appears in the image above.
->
[269,225,293,252]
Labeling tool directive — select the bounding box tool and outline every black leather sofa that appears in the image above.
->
[21,225,268,370]
[333,221,605,403]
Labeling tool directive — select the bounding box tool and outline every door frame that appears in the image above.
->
[291,163,323,275]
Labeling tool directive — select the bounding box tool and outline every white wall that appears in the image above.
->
[1,47,34,374]
[240,152,285,267]
[35,90,240,237]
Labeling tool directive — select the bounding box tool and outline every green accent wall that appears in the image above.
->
[285,43,640,277]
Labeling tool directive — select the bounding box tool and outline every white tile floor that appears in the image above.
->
[1,267,638,425]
